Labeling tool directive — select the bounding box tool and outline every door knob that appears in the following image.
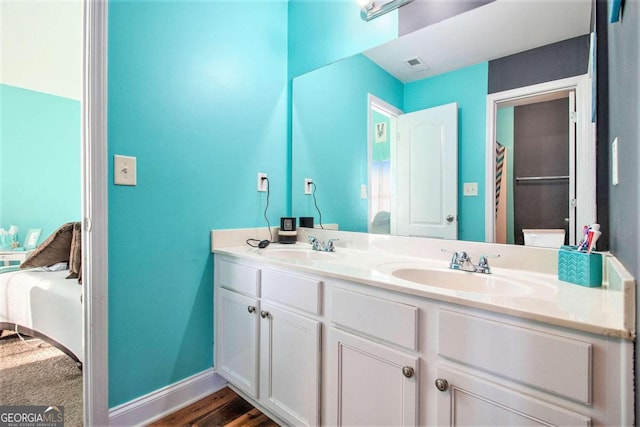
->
[446,215,455,223]
[260,310,270,319]
[435,378,449,392]
[247,306,256,314]
[402,366,415,378]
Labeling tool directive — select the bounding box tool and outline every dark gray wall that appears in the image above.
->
[398,0,493,36]
[606,2,639,422]
[488,35,591,94]
[596,1,610,252]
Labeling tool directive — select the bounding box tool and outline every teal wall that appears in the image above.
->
[107,0,288,406]
[292,54,403,232]
[292,60,489,238]
[496,106,515,244]
[404,62,489,242]
[0,84,81,242]
[288,0,398,78]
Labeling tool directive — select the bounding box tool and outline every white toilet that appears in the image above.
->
[522,229,566,248]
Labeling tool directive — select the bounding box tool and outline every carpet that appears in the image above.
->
[0,333,83,426]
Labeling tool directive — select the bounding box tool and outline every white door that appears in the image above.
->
[259,303,321,426]
[216,288,260,398]
[393,102,458,239]
[329,328,419,426]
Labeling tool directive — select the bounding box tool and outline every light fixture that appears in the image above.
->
[359,0,415,22]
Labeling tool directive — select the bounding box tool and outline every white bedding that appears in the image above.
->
[0,269,83,362]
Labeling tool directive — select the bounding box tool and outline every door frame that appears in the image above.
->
[367,94,403,233]
[82,0,109,424]
[484,74,595,244]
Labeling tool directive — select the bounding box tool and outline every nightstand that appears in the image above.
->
[0,250,33,266]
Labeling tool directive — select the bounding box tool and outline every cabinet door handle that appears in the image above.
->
[247,306,256,314]
[435,378,449,392]
[260,310,270,319]
[402,366,415,378]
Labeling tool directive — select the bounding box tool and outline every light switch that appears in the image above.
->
[114,155,137,186]
[612,137,619,186]
[463,182,478,196]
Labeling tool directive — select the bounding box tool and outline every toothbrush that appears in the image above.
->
[578,225,589,251]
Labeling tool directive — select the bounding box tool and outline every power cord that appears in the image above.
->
[310,182,324,229]
[13,324,44,349]
[246,176,273,248]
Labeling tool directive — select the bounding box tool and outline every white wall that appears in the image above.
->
[0,0,83,100]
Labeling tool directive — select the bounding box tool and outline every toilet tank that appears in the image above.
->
[522,229,566,248]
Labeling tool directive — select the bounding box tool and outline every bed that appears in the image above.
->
[0,268,83,365]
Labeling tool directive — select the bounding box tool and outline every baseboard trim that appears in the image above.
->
[108,368,227,426]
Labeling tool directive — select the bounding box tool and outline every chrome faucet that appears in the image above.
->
[443,250,498,274]
[308,236,339,252]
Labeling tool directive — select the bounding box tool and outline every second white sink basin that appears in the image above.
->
[391,267,532,296]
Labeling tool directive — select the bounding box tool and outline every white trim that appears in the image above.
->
[484,74,595,243]
[82,0,109,425]
[109,369,227,426]
[366,94,403,234]
[568,90,577,244]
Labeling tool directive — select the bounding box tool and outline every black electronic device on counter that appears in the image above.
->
[299,216,314,228]
[278,217,297,244]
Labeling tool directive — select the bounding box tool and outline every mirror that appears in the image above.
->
[291,0,594,244]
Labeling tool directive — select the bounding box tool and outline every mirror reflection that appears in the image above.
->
[291,0,594,245]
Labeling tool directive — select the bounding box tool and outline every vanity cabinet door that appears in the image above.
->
[329,328,418,426]
[216,288,260,398]
[435,366,591,426]
[259,302,321,426]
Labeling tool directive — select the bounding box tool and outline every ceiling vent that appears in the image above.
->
[403,56,430,73]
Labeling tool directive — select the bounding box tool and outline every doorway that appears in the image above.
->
[485,75,596,246]
[498,94,574,245]
[366,96,459,239]
[367,95,402,235]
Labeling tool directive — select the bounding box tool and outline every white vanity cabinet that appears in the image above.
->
[216,262,261,398]
[214,257,322,426]
[258,269,322,426]
[328,287,420,426]
[214,254,633,426]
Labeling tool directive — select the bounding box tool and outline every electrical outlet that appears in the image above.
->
[257,173,268,192]
[304,178,313,195]
[361,184,367,199]
[463,182,478,196]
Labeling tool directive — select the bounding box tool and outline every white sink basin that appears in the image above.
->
[391,267,531,296]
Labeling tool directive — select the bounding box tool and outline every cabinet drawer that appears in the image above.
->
[438,309,592,404]
[332,287,418,351]
[218,260,260,297]
[261,269,322,315]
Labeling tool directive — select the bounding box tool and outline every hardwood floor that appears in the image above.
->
[148,387,280,427]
